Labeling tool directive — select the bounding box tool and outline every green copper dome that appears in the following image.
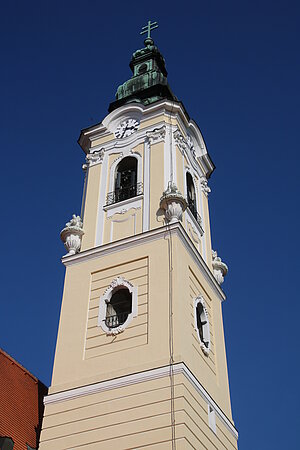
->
[108,37,177,112]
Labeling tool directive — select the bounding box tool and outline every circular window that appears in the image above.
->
[138,63,147,74]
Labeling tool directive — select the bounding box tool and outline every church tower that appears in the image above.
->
[40,23,238,449]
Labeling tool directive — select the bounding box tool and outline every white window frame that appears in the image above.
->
[98,276,138,336]
[194,296,210,356]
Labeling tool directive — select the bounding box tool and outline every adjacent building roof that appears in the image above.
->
[0,349,47,450]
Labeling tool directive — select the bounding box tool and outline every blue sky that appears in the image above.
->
[1,1,299,448]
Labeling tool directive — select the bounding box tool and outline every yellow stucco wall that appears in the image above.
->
[43,102,237,449]
[50,230,232,417]
[149,140,165,229]
[85,257,148,360]
[81,163,101,251]
[40,372,237,449]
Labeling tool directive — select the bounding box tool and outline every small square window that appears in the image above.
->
[208,405,216,434]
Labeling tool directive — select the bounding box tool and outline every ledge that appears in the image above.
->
[44,362,237,440]
[103,194,143,212]
[62,222,225,301]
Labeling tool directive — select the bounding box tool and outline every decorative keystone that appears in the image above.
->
[160,182,187,224]
[60,215,84,257]
[212,250,228,285]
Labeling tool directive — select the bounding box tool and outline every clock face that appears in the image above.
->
[115,119,139,139]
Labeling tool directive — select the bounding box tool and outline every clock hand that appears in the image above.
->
[121,125,128,138]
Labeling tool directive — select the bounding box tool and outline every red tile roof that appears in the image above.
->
[0,349,47,450]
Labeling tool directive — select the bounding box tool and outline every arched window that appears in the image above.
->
[105,288,132,329]
[186,172,197,217]
[194,296,210,356]
[98,277,138,335]
[114,157,137,203]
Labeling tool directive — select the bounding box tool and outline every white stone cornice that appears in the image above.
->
[173,129,186,153]
[44,362,238,440]
[78,101,215,179]
[61,222,225,301]
[200,153,215,178]
[86,121,166,157]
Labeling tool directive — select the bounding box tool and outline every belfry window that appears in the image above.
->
[98,277,138,335]
[186,172,197,217]
[186,172,203,232]
[114,156,138,203]
[194,296,210,356]
[105,288,132,329]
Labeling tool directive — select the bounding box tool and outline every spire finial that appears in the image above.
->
[140,20,158,45]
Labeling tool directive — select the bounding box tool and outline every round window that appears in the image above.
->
[138,63,147,74]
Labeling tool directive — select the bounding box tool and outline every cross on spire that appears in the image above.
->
[140,20,158,40]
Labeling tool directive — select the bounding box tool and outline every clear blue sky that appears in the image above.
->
[1,1,299,448]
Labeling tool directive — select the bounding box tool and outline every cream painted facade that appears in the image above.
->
[39,100,238,449]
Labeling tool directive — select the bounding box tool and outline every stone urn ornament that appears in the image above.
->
[60,215,84,257]
[212,250,228,285]
[160,182,187,223]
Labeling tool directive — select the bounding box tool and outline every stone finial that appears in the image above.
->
[160,182,187,224]
[212,250,228,285]
[60,215,84,257]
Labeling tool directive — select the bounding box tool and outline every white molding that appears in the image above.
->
[97,276,138,335]
[198,180,207,263]
[86,147,104,167]
[146,125,166,144]
[185,207,204,238]
[143,139,150,232]
[182,144,207,264]
[102,105,143,136]
[95,151,108,246]
[164,123,172,189]
[109,210,139,242]
[44,363,238,440]
[170,125,177,185]
[62,223,225,301]
[92,122,166,155]
[174,127,202,180]
[186,214,202,253]
[200,175,211,197]
[104,196,143,218]
[78,101,215,179]
[108,151,143,193]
